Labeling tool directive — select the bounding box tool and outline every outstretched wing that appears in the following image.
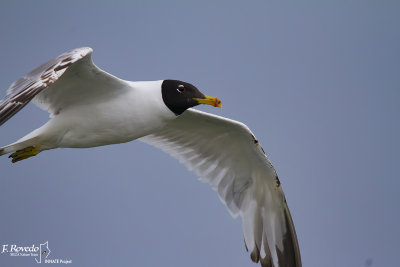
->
[0,47,126,126]
[140,109,301,267]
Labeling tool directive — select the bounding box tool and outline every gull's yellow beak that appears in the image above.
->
[193,95,222,108]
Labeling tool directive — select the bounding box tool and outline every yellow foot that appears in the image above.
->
[9,146,40,163]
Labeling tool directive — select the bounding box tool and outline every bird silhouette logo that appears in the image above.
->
[35,241,51,263]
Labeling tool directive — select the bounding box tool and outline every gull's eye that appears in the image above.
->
[177,85,186,93]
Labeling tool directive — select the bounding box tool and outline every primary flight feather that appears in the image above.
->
[0,47,301,267]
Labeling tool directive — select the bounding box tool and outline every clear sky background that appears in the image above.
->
[0,1,399,267]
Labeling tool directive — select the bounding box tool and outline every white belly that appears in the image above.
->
[38,81,176,148]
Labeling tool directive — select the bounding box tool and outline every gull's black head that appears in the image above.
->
[161,80,221,115]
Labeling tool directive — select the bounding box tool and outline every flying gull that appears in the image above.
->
[0,47,301,267]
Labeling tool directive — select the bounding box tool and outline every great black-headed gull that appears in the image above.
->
[0,47,301,267]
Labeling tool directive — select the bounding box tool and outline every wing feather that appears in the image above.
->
[0,47,92,126]
[0,47,127,126]
[140,109,301,267]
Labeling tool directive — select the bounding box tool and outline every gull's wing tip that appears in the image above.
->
[0,47,95,126]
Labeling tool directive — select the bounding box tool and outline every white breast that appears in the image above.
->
[41,80,176,148]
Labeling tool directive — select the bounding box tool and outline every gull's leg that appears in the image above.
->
[9,146,40,163]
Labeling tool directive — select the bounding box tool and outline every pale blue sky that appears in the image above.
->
[0,1,399,267]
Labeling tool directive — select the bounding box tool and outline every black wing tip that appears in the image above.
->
[244,201,302,267]
[0,47,95,125]
[279,201,302,267]
[247,243,273,267]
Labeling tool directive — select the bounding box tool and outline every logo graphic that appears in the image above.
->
[1,241,71,264]
[35,241,51,263]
